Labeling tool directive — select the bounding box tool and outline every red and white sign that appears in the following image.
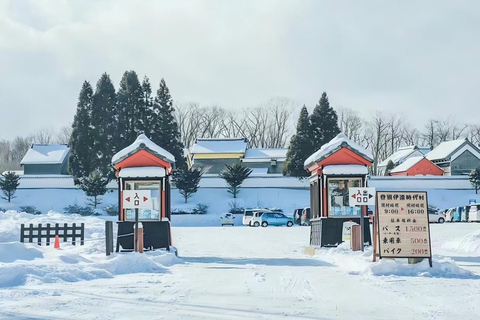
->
[123,190,152,209]
[349,187,376,206]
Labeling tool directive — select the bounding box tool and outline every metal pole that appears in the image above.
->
[360,206,365,251]
[134,208,139,252]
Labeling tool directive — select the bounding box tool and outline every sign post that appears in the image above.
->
[122,190,153,252]
[349,187,376,251]
[375,191,432,267]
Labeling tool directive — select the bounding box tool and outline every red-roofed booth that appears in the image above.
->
[112,134,175,252]
[304,134,373,247]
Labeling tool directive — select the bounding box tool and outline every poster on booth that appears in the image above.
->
[123,190,153,209]
[376,191,432,259]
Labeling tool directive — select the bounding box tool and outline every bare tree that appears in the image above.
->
[364,111,389,175]
[337,107,363,143]
[468,124,480,146]
[421,119,439,149]
[30,127,55,144]
[56,126,72,144]
[401,123,421,146]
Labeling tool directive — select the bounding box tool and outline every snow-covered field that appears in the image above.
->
[0,209,479,319]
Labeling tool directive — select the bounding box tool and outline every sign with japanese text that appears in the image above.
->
[376,191,432,259]
[123,190,152,209]
[349,187,376,206]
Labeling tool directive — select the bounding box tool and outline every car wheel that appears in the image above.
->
[438,217,445,223]
[254,221,260,227]
[261,221,268,227]
[287,221,293,227]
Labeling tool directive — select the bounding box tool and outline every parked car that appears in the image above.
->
[260,212,294,227]
[242,208,270,226]
[468,205,480,222]
[444,207,455,222]
[461,206,470,222]
[251,211,267,227]
[301,207,311,226]
[428,206,445,223]
[293,208,304,225]
[220,213,235,226]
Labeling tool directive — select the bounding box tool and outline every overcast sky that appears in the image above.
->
[1,0,479,140]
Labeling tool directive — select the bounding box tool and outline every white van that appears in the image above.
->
[242,208,270,226]
[468,205,480,222]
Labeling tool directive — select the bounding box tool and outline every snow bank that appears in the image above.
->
[442,229,480,255]
[313,243,476,279]
[0,211,179,288]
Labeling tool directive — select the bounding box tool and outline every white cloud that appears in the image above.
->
[0,0,479,139]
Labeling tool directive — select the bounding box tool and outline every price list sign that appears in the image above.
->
[376,191,432,259]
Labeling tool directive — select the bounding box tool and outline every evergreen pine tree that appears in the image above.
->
[310,92,340,151]
[0,171,20,202]
[385,160,395,176]
[69,81,94,185]
[283,105,312,178]
[80,169,108,208]
[173,167,203,203]
[91,73,116,178]
[140,76,153,135]
[469,168,480,194]
[116,71,143,150]
[219,163,252,198]
[149,78,185,168]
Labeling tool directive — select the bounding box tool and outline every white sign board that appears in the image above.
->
[376,191,432,259]
[123,190,153,209]
[349,187,376,206]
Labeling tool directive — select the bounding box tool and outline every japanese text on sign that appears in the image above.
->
[376,191,432,259]
[123,190,153,209]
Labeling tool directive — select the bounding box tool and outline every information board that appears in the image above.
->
[123,190,153,209]
[376,191,432,259]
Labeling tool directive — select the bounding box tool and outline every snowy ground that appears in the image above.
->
[0,210,479,319]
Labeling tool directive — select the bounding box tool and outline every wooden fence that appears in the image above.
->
[20,223,85,246]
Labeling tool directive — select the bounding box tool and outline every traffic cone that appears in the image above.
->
[54,235,60,249]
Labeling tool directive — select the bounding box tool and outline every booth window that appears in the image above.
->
[124,180,161,221]
[327,178,362,217]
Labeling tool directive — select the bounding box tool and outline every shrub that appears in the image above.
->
[171,208,192,215]
[19,206,42,215]
[228,201,244,214]
[103,204,119,216]
[192,203,209,215]
[64,204,97,216]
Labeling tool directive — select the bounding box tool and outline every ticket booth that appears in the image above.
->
[304,133,373,247]
[111,134,175,251]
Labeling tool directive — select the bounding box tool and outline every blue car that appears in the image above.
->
[261,212,294,227]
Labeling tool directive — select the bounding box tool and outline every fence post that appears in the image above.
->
[29,224,33,243]
[37,223,42,246]
[63,223,68,243]
[46,224,51,246]
[72,223,76,246]
[20,224,24,243]
[105,221,113,256]
[81,223,85,246]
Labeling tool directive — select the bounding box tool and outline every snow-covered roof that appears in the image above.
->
[191,138,248,154]
[242,148,287,162]
[304,133,373,169]
[119,166,166,178]
[426,139,469,161]
[378,146,419,167]
[20,144,69,165]
[390,156,424,173]
[112,134,175,165]
[322,165,369,176]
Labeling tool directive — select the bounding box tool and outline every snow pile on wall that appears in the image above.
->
[314,243,476,279]
[442,230,480,255]
[0,211,179,288]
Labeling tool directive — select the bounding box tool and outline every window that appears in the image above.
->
[124,180,161,221]
[327,178,362,217]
